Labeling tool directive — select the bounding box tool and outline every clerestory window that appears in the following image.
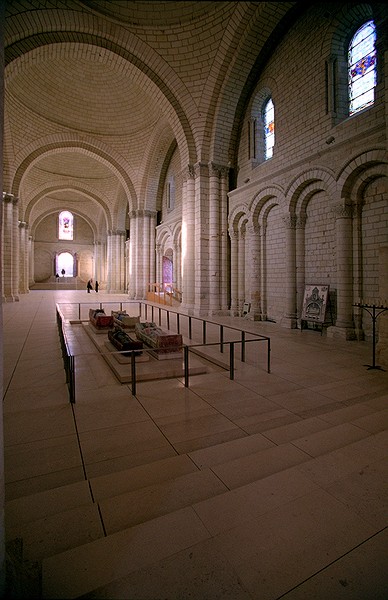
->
[348,20,376,115]
[263,98,275,159]
[58,210,73,240]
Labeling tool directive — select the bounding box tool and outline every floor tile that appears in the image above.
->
[90,454,197,501]
[77,537,251,600]
[211,442,311,489]
[211,488,376,600]
[188,431,274,468]
[280,529,388,600]
[99,469,228,534]
[42,507,212,599]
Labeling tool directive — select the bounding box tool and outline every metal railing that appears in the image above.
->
[56,306,75,403]
[56,301,271,403]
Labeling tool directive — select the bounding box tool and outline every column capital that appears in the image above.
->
[18,221,28,229]
[194,162,209,177]
[128,209,157,220]
[3,192,14,203]
[282,214,298,229]
[181,164,196,181]
[247,222,260,236]
[228,229,239,241]
[210,162,229,178]
[332,201,354,219]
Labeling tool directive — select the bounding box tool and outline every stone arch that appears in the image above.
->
[10,137,138,210]
[249,185,285,224]
[139,126,177,213]
[5,34,197,165]
[228,206,249,236]
[30,206,98,240]
[24,184,112,231]
[336,148,388,200]
[319,3,378,123]
[204,3,296,165]
[287,168,336,210]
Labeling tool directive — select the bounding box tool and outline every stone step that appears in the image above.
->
[40,427,388,599]
[8,416,377,564]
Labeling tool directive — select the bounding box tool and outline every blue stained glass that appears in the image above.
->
[264,98,274,159]
[348,21,376,115]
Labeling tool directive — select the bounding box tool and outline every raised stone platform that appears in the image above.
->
[83,323,209,383]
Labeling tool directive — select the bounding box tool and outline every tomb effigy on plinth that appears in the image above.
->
[111,311,140,330]
[108,326,143,357]
[88,308,114,332]
[135,322,182,359]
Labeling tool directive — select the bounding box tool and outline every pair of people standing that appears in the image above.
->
[87,279,99,293]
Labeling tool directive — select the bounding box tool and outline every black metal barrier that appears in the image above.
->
[56,301,271,402]
[56,306,75,403]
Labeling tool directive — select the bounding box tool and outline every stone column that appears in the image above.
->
[327,202,356,339]
[127,211,155,299]
[194,162,210,314]
[376,246,388,367]
[295,214,306,319]
[148,211,156,293]
[94,241,106,287]
[181,165,195,312]
[11,197,19,301]
[28,235,34,286]
[247,222,261,320]
[220,167,229,311]
[125,238,130,293]
[173,242,181,292]
[209,163,221,313]
[208,162,229,314]
[155,243,162,290]
[2,193,14,301]
[281,214,297,328]
[106,230,125,293]
[18,221,29,294]
[260,220,268,320]
[229,230,239,315]
[248,117,256,160]
[238,229,246,314]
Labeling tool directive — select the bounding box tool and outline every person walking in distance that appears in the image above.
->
[95,280,99,293]
[87,279,92,293]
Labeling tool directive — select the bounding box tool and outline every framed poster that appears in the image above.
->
[301,285,329,323]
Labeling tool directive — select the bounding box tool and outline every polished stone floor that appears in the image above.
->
[3,290,388,599]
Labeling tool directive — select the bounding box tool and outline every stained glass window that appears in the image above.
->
[348,20,376,115]
[58,210,73,240]
[264,98,274,159]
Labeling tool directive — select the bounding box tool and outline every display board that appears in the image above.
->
[301,285,329,324]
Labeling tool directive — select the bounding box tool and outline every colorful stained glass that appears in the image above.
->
[264,98,274,159]
[59,210,73,240]
[348,21,376,115]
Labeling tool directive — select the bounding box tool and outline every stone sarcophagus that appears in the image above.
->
[135,322,182,357]
[111,311,140,330]
[89,308,114,329]
[108,326,143,356]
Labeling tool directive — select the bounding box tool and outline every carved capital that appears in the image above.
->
[332,202,354,219]
[247,222,260,236]
[282,214,298,229]
[210,162,229,179]
[3,192,14,203]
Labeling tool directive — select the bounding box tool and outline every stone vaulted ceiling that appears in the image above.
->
[4,0,297,235]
